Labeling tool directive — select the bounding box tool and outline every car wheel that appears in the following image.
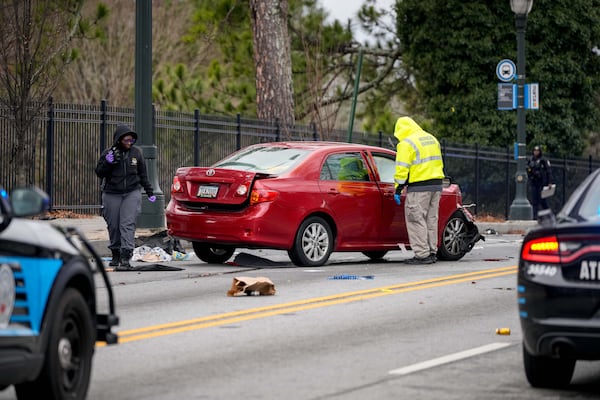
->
[16,288,95,400]
[362,251,388,260]
[522,343,575,388]
[288,216,333,267]
[437,213,470,261]
[192,242,235,264]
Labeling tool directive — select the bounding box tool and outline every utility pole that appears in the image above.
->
[135,0,164,228]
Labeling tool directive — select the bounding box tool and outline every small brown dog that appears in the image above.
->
[227,276,276,296]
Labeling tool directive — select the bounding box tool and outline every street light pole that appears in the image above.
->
[508,0,533,221]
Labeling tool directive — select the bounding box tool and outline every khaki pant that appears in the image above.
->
[404,191,441,258]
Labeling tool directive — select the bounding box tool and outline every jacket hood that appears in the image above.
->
[394,117,423,141]
[533,145,543,157]
[113,124,138,145]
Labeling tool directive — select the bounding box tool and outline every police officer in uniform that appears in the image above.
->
[393,117,445,264]
[527,145,553,220]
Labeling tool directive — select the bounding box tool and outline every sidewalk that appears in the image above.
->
[45,216,538,257]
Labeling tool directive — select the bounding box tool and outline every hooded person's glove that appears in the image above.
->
[148,195,156,203]
[105,151,115,163]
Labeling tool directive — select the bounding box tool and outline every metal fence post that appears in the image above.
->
[236,113,241,150]
[378,130,383,147]
[99,99,107,206]
[562,156,567,205]
[46,97,54,210]
[312,122,318,141]
[100,99,107,151]
[505,146,511,219]
[276,118,281,142]
[194,109,200,166]
[474,143,480,215]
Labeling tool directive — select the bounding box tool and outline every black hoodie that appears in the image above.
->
[95,124,154,196]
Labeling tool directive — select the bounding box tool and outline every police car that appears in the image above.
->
[518,168,600,388]
[0,186,118,399]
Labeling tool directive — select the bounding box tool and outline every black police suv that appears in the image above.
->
[518,168,600,388]
[0,187,118,399]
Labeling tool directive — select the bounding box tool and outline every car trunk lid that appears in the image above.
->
[172,167,260,206]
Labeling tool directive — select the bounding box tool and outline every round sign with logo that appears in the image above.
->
[496,59,516,82]
[0,263,15,328]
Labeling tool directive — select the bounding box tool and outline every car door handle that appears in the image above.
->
[383,191,394,197]
[328,188,340,195]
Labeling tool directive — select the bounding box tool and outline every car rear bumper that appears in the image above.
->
[519,278,600,360]
[165,202,294,249]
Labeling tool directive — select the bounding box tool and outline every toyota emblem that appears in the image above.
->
[206,169,215,176]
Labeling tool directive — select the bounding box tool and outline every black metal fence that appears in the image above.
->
[1,100,598,218]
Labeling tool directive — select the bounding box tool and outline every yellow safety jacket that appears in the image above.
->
[393,117,445,192]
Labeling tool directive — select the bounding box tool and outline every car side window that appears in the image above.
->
[371,153,396,183]
[320,153,370,181]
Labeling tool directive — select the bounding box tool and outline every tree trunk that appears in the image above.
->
[249,0,295,131]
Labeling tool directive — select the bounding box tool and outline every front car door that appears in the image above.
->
[369,152,409,245]
[317,151,382,249]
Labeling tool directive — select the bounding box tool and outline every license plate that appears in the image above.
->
[197,185,219,198]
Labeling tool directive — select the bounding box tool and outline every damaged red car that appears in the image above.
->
[166,142,483,267]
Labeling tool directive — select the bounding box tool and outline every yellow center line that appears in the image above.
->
[96,265,517,346]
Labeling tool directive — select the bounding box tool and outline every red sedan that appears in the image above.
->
[166,142,483,266]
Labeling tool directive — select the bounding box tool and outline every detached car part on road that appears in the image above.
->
[166,141,483,266]
[0,187,118,400]
[518,168,600,388]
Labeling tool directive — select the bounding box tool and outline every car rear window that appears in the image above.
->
[213,146,309,175]
[560,169,600,221]
[575,176,600,221]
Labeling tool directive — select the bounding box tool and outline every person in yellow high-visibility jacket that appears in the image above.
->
[393,117,445,264]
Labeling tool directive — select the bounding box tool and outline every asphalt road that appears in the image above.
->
[2,233,599,400]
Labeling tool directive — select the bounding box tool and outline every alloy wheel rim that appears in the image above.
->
[301,223,329,262]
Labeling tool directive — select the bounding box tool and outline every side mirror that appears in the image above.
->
[9,187,50,217]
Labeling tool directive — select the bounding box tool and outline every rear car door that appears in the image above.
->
[317,151,382,247]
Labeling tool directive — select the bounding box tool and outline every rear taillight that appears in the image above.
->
[521,236,560,263]
[250,189,279,205]
[172,176,183,193]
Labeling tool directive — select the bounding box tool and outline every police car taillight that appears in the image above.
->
[521,236,560,263]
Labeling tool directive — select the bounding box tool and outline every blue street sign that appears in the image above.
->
[525,83,539,110]
[496,59,516,82]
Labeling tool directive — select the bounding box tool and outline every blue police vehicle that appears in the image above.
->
[0,187,118,399]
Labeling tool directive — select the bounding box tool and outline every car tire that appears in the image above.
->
[437,212,470,261]
[522,343,575,388]
[362,251,388,260]
[15,288,95,400]
[288,216,333,267]
[192,242,235,264]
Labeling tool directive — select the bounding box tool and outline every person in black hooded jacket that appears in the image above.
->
[526,145,553,220]
[95,124,155,270]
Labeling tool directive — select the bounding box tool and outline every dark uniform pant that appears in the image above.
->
[529,183,548,220]
[102,190,141,253]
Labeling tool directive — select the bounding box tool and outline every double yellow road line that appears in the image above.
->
[98,265,517,346]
